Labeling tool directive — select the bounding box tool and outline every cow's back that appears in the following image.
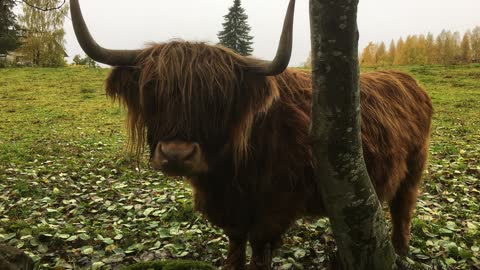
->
[274,69,432,207]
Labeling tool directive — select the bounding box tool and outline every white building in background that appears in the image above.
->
[0,51,30,66]
[0,48,68,66]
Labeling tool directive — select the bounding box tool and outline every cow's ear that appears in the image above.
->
[229,72,280,164]
[239,72,280,116]
[106,66,140,113]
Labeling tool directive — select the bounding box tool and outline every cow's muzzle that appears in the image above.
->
[150,141,208,176]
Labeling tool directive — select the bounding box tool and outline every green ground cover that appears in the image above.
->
[0,65,479,269]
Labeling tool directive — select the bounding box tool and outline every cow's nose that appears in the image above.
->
[158,142,198,163]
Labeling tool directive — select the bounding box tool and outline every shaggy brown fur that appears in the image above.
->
[105,41,433,269]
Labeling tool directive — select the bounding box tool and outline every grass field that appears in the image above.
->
[0,65,479,269]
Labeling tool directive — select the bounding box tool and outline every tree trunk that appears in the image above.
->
[308,1,397,269]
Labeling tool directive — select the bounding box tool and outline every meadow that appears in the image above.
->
[0,65,479,269]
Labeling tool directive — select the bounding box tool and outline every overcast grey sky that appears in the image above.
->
[64,0,480,66]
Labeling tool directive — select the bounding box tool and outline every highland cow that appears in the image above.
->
[70,0,433,269]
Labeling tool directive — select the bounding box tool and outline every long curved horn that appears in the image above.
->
[248,0,296,76]
[70,0,142,66]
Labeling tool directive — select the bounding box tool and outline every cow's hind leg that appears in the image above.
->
[389,144,428,255]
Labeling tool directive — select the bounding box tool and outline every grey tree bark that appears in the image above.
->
[308,0,397,269]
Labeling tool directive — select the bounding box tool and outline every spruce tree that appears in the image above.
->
[217,0,254,56]
[0,0,21,54]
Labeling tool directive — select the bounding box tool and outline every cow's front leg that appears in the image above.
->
[249,241,273,270]
[224,230,247,270]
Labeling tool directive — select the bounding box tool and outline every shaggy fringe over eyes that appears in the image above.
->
[105,41,279,166]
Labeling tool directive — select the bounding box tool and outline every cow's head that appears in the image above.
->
[71,0,296,177]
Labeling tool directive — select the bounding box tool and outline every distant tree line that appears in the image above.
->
[360,26,480,66]
[72,54,98,68]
